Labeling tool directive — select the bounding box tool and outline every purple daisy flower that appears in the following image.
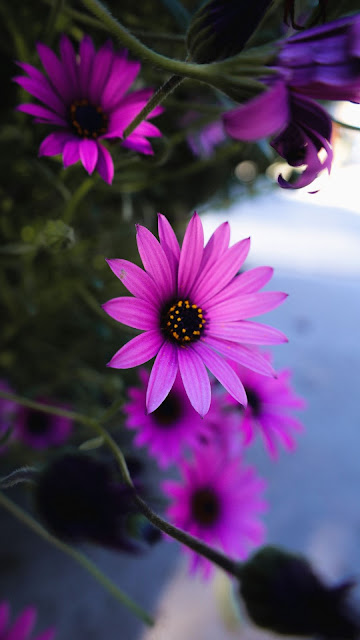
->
[124,369,227,468]
[0,601,55,640]
[163,445,267,577]
[225,352,306,459]
[104,213,287,417]
[16,400,72,450]
[223,81,333,189]
[14,35,163,184]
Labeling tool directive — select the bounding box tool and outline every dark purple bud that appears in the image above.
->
[186,0,273,63]
[238,545,360,638]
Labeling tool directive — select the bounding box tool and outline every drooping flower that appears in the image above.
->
[223,81,333,189]
[0,601,55,640]
[16,401,72,450]
[14,35,163,184]
[163,445,267,577]
[35,452,160,552]
[104,213,287,417]
[124,369,228,468]
[224,352,306,459]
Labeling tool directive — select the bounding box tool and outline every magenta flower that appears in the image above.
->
[104,213,287,417]
[14,35,163,184]
[163,445,267,577]
[0,602,55,640]
[181,111,226,158]
[16,400,72,450]
[223,82,333,189]
[124,369,227,468]
[225,352,306,459]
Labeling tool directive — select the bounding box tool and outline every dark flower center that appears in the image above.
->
[69,99,108,138]
[191,487,220,526]
[161,299,206,344]
[27,411,50,435]
[245,387,262,417]
[153,392,183,426]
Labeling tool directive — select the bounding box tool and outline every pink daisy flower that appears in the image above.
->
[0,601,55,640]
[104,212,287,417]
[15,400,72,450]
[124,369,227,468]
[14,34,163,184]
[163,446,267,577]
[225,353,306,459]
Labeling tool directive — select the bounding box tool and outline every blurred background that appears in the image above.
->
[1,0,360,638]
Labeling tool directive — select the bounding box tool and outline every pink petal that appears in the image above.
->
[202,336,275,375]
[178,213,204,297]
[194,341,247,406]
[223,81,290,141]
[200,221,230,273]
[16,61,45,83]
[96,144,114,184]
[89,41,114,103]
[136,225,174,298]
[36,42,73,102]
[6,607,36,640]
[63,139,80,167]
[39,132,74,157]
[146,341,178,413]
[79,139,98,174]
[178,347,211,416]
[214,267,275,304]
[79,35,96,96]
[14,76,65,114]
[209,292,288,321]
[59,34,78,97]
[190,237,250,305]
[102,296,158,330]
[207,320,288,344]
[0,602,10,633]
[17,103,67,126]
[107,330,164,369]
[101,58,141,110]
[158,213,180,283]
[105,258,161,306]
[122,135,154,155]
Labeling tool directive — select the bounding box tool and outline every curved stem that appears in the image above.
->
[0,491,154,626]
[63,176,96,224]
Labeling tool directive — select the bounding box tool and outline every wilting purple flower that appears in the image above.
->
[104,213,287,417]
[16,401,72,450]
[279,15,360,102]
[223,81,333,189]
[124,369,226,468]
[163,445,266,577]
[0,601,55,640]
[224,352,306,459]
[14,35,163,184]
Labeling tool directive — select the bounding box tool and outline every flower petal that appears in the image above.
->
[178,347,211,416]
[89,40,114,103]
[223,81,290,141]
[209,267,275,306]
[207,320,288,344]
[6,607,36,640]
[102,58,141,110]
[36,42,73,102]
[17,103,67,125]
[96,144,114,185]
[63,140,80,167]
[194,341,247,406]
[102,296,158,330]
[14,75,65,114]
[0,602,10,633]
[191,237,250,305]
[200,221,230,273]
[136,225,174,298]
[59,34,78,97]
[209,292,288,321]
[177,212,204,297]
[39,132,75,156]
[79,35,96,96]
[158,213,180,283]
[105,258,161,306]
[107,330,164,369]
[146,341,178,413]
[79,139,98,174]
[202,336,275,375]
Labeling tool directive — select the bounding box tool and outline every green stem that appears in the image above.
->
[0,390,90,426]
[123,75,183,140]
[63,176,96,224]
[0,491,154,626]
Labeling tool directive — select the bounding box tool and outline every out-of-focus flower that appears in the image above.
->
[16,401,72,450]
[238,545,360,638]
[0,601,55,640]
[163,445,266,578]
[35,452,160,552]
[14,35,163,184]
[104,212,287,417]
[183,113,226,158]
[124,369,226,468]
[224,352,305,458]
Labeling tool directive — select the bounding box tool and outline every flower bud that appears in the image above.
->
[238,545,360,638]
[186,0,273,63]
